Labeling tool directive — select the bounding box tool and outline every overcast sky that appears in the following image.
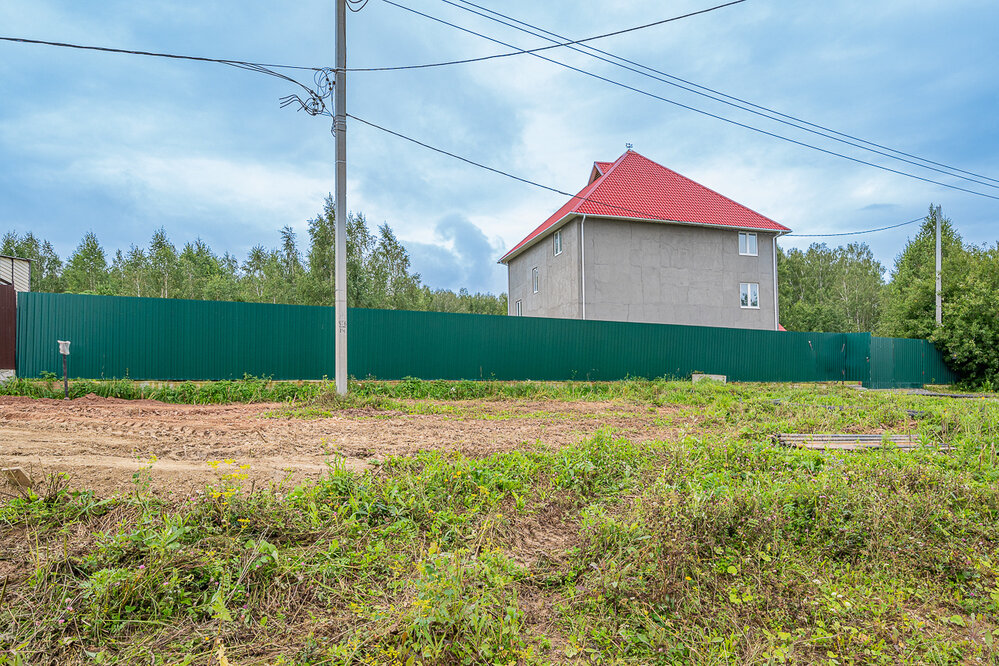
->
[1,0,997,295]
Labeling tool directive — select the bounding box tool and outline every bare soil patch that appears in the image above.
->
[0,395,679,498]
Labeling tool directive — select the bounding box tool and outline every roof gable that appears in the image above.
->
[501,150,790,263]
[589,161,615,183]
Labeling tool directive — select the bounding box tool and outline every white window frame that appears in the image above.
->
[553,230,563,256]
[740,282,760,309]
[515,300,522,316]
[532,267,539,294]
[739,232,758,257]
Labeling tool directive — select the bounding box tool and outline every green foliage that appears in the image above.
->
[2,196,506,315]
[879,205,973,340]
[0,475,117,529]
[384,548,524,664]
[778,242,886,333]
[870,205,999,385]
[0,375,327,404]
[931,244,999,386]
[778,205,998,357]
[61,231,109,295]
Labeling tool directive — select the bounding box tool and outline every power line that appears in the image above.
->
[0,35,332,115]
[785,217,925,238]
[350,112,927,239]
[378,1,999,201]
[347,0,747,71]
[1,29,983,235]
[0,36,320,71]
[445,0,999,190]
[348,113,661,220]
[9,26,997,199]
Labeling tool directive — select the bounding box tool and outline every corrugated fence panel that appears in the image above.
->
[353,311,865,383]
[350,309,837,382]
[16,293,337,380]
[15,293,958,386]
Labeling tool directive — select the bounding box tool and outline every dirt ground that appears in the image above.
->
[0,394,682,498]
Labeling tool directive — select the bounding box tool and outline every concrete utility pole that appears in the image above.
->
[334,0,348,394]
[935,204,942,326]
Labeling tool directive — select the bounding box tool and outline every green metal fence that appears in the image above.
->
[14,292,957,387]
[866,335,956,389]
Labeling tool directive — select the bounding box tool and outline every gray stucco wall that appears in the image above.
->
[584,218,777,330]
[507,218,581,318]
[506,216,778,330]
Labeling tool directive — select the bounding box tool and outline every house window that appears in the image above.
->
[740,282,760,309]
[532,267,539,293]
[515,300,522,316]
[739,232,758,256]
[553,230,563,256]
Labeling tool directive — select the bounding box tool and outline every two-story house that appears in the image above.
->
[499,150,791,330]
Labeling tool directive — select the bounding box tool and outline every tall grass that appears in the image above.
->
[0,375,327,404]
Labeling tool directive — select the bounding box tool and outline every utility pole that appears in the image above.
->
[334,0,348,394]
[935,204,942,326]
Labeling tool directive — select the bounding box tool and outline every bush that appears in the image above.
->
[932,245,999,388]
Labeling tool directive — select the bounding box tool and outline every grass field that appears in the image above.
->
[1,379,998,665]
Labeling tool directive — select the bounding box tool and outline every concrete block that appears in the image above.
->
[692,373,727,384]
[2,467,33,488]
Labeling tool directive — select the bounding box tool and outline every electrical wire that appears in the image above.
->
[347,0,747,71]
[378,0,999,202]
[0,35,333,115]
[445,0,999,190]
[349,112,927,239]
[0,28,977,236]
[348,113,656,219]
[460,0,999,187]
[0,36,320,71]
[785,217,925,238]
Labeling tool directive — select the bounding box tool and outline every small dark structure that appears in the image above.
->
[0,255,31,378]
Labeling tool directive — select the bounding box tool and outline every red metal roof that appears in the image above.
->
[501,150,790,263]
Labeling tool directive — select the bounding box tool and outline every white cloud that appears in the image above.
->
[76,153,328,233]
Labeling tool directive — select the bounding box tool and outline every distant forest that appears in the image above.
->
[2,196,507,315]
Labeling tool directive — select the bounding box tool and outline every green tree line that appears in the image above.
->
[778,205,999,385]
[2,196,507,315]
